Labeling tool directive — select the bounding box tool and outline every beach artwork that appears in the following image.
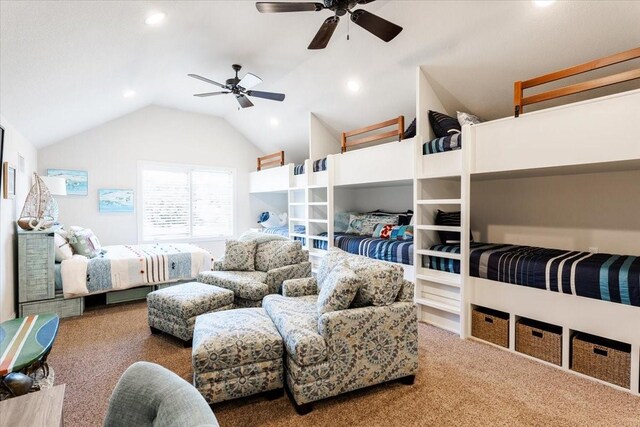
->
[98,188,134,213]
[47,169,88,196]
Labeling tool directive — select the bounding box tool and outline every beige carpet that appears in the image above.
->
[48,302,639,427]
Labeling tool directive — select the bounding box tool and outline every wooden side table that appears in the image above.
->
[0,384,65,426]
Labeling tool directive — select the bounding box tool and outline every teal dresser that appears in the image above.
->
[17,228,84,318]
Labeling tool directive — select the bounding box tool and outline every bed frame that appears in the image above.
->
[341,116,405,153]
[257,151,285,171]
[514,46,640,117]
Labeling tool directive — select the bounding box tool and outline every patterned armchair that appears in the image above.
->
[199,234,312,308]
[262,248,418,414]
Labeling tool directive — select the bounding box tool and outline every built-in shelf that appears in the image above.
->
[289,233,307,239]
[308,235,329,242]
[289,218,306,222]
[308,202,328,206]
[308,219,328,224]
[416,198,461,205]
[289,202,306,206]
[415,225,461,232]
[414,297,461,315]
[416,249,461,260]
[416,272,461,287]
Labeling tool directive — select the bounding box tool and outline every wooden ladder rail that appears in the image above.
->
[256,151,285,171]
[514,47,640,117]
[341,116,405,153]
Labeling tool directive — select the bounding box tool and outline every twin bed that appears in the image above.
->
[57,243,212,298]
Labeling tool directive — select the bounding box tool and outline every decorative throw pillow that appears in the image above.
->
[390,225,414,241]
[68,228,102,258]
[54,232,73,262]
[368,209,413,226]
[457,111,483,127]
[428,110,461,138]
[317,262,360,315]
[334,211,356,233]
[404,117,417,138]
[434,210,474,244]
[347,213,399,236]
[372,223,394,239]
[315,248,349,291]
[222,240,257,271]
[268,240,303,270]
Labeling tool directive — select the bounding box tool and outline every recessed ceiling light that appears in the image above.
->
[270,118,280,127]
[145,11,166,26]
[347,80,360,93]
[123,90,136,98]
[533,0,555,7]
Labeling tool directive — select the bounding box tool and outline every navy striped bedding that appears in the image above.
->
[426,243,640,307]
[314,232,413,265]
[262,225,306,238]
[293,158,328,175]
[423,133,462,155]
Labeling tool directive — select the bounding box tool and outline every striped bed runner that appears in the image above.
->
[0,314,59,375]
[425,243,640,306]
[126,245,170,284]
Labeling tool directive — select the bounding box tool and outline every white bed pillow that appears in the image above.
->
[457,111,483,127]
[54,232,73,262]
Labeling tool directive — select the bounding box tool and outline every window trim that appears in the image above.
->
[137,160,236,244]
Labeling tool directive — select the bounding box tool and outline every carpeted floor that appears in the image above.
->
[48,301,639,427]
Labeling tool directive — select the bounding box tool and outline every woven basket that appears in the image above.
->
[472,307,509,348]
[571,333,631,389]
[516,318,562,366]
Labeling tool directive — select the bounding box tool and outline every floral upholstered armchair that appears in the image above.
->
[198,232,311,308]
[261,248,418,414]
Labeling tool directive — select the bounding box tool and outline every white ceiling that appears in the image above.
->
[1,1,639,163]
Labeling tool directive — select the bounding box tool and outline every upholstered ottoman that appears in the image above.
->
[192,308,284,404]
[147,282,234,347]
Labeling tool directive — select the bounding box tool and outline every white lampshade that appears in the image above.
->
[39,176,68,196]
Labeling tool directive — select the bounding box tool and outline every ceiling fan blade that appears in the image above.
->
[357,0,376,3]
[246,90,286,102]
[236,95,254,108]
[308,16,339,50]
[238,73,263,90]
[350,9,403,42]
[187,74,227,89]
[193,91,229,97]
[256,2,324,13]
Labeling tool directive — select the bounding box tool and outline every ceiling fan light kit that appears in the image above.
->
[256,0,403,49]
[188,64,286,109]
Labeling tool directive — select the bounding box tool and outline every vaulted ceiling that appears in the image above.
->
[1,1,639,163]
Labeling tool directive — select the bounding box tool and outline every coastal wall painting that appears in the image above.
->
[47,169,88,196]
[98,188,134,213]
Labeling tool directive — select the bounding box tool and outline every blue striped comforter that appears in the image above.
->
[315,233,413,265]
[426,243,640,307]
[423,133,462,155]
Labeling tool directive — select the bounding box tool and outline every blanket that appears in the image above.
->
[61,243,213,298]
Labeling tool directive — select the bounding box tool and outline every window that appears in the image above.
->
[139,162,234,242]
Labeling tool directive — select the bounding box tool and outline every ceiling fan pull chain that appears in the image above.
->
[347,15,350,41]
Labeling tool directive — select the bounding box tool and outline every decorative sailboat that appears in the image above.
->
[17,173,58,231]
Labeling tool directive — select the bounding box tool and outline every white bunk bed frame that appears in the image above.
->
[414,52,640,396]
[249,50,640,396]
[249,113,417,281]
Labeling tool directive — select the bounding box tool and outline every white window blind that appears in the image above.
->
[140,163,234,241]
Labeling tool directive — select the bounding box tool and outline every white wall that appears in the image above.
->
[471,170,640,254]
[334,184,414,214]
[0,116,38,321]
[38,105,264,257]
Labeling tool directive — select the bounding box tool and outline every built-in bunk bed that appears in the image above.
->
[415,47,640,396]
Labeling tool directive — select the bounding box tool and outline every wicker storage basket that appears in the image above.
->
[516,318,562,366]
[472,306,509,348]
[571,333,631,389]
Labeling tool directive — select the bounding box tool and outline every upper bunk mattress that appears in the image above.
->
[426,243,639,307]
[315,232,413,265]
[423,133,462,155]
[294,158,328,175]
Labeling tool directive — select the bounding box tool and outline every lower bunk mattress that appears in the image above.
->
[315,233,413,265]
[426,243,639,306]
[60,243,213,298]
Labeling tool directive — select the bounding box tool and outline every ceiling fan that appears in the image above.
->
[256,0,402,50]
[188,64,285,109]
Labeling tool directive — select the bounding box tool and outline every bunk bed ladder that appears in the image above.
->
[413,134,472,337]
